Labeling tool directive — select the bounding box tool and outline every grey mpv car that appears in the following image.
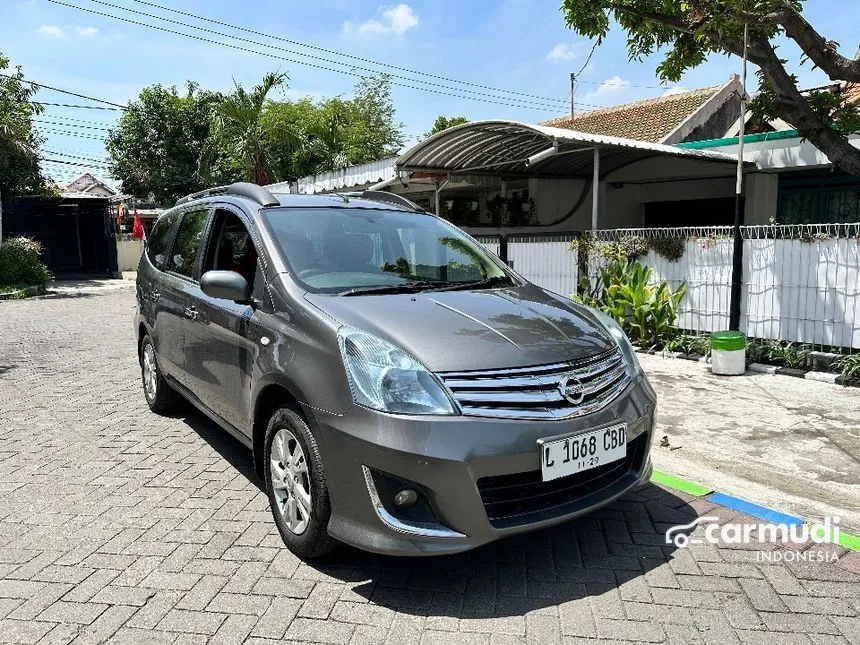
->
[136,182,656,558]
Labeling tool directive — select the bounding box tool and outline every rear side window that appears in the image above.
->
[146,210,180,270]
[168,209,209,279]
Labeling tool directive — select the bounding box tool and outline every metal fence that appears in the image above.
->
[589,224,860,351]
[473,232,579,296]
[589,227,735,335]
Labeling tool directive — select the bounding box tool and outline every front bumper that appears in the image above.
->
[307,374,656,556]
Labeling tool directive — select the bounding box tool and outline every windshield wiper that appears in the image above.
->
[339,281,444,296]
[428,276,512,292]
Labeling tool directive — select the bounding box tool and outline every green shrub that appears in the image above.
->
[576,260,687,348]
[833,354,860,384]
[747,340,810,368]
[0,237,51,287]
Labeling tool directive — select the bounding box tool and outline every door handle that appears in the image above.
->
[183,306,199,321]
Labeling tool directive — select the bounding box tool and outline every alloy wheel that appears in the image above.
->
[270,427,312,535]
[142,343,158,401]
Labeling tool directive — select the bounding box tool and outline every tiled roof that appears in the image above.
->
[540,85,723,143]
[842,82,860,104]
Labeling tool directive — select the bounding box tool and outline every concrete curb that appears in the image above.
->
[651,470,860,553]
[0,284,47,300]
[635,347,860,389]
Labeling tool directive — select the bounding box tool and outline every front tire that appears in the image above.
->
[264,406,337,559]
[140,335,180,414]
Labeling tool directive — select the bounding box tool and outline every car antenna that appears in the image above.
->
[305,179,349,203]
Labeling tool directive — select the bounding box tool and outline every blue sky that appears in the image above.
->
[3,0,859,189]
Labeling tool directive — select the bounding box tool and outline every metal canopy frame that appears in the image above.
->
[395,120,745,229]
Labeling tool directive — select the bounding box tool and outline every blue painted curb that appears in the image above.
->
[707,492,804,526]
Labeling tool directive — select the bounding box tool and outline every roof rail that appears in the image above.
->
[175,182,280,207]
[360,190,423,212]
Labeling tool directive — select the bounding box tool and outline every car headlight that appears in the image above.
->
[337,328,457,415]
[590,309,643,377]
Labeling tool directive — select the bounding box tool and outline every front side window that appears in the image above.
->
[146,210,180,270]
[263,207,508,294]
[168,209,209,279]
[202,209,259,292]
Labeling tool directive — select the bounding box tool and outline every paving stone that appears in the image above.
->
[157,608,227,635]
[2,286,860,645]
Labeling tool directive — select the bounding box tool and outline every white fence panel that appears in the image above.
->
[742,237,860,348]
[507,235,578,296]
[473,235,502,259]
[646,240,734,334]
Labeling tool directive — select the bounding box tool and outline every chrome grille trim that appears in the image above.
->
[438,348,630,420]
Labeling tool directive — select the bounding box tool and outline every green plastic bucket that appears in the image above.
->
[710,331,746,375]
[710,331,746,352]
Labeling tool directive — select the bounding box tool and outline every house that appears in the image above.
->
[2,173,120,276]
[540,76,743,145]
[679,73,860,226]
[63,173,117,198]
[275,79,747,233]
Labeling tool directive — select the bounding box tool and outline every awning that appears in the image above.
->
[395,120,744,178]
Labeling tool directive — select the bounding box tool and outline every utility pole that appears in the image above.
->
[569,73,576,120]
[729,24,749,332]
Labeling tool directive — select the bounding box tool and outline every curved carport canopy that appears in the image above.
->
[395,120,745,228]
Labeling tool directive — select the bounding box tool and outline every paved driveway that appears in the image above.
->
[0,284,858,645]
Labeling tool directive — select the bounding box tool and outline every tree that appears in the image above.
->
[107,82,225,204]
[560,1,860,175]
[200,72,286,185]
[262,73,405,180]
[0,52,45,208]
[424,115,468,139]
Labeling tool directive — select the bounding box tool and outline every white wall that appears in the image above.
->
[116,238,143,272]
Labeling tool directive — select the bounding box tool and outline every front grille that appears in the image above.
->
[477,433,647,528]
[438,348,630,420]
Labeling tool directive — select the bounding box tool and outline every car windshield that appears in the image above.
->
[263,207,509,294]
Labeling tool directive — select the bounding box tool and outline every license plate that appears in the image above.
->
[538,423,627,482]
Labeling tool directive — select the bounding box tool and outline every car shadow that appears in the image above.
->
[178,407,700,616]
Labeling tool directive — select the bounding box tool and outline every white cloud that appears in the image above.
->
[344,4,419,37]
[590,75,631,98]
[38,25,67,39]
[75,26,99,37]
[546,44,580,63]
[661,86,689,97]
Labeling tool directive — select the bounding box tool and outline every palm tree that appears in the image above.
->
[199,72,287,185]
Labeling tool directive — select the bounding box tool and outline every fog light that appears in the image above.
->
[394,488,418,507]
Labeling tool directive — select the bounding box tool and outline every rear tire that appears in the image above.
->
[264,406,337,559]
[140,335,180,414]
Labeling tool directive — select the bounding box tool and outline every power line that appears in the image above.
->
[77,0,568,110]
[120,0,575,107]
[0,72,128,109]
[41,113,116,127]
[35,119,112,132]
[44,149,110,164]
[36,127,107,141]
[31,101,125,111]
[48,0,597,112]
[40,157,112,170]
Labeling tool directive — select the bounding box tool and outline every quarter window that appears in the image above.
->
[145,210,180,271]
[168,209,209,278]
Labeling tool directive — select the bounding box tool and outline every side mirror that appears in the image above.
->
[201,270,252,304]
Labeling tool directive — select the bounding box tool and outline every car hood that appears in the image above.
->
[304,284,614,372]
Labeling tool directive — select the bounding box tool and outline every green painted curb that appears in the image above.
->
[650,471,712,497]
[838,531,860,553]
